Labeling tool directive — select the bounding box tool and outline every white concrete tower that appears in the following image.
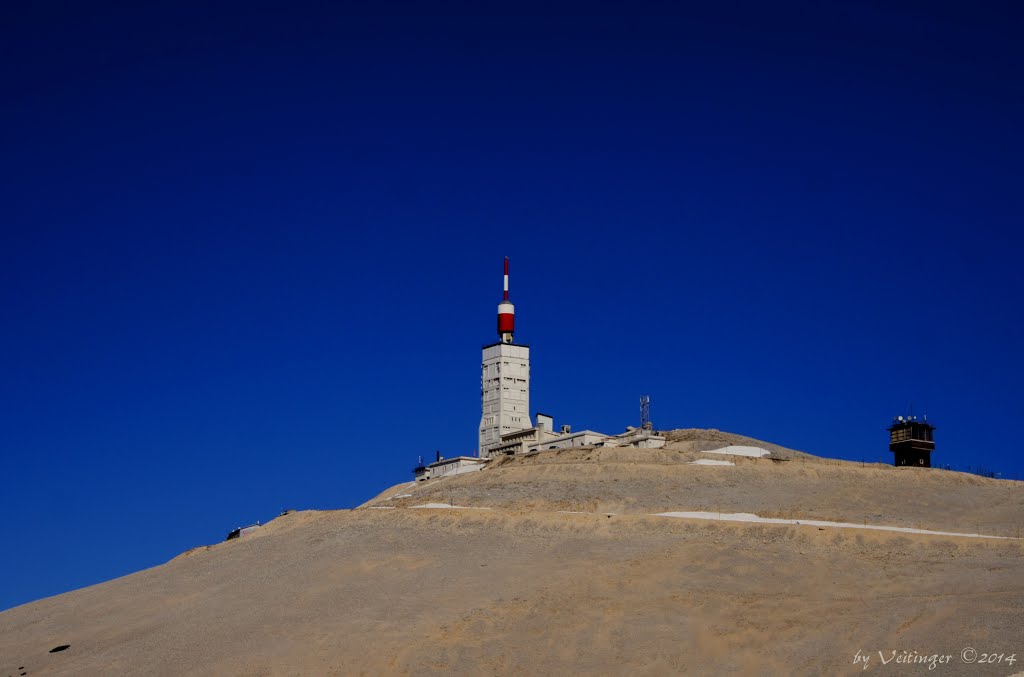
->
[479,258,531,457]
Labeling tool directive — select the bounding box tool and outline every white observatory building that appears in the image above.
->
[479,258,532,457]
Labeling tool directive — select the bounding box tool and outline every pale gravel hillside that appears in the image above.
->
[661,427,815,458]
[366,430,1024,538]
[2,429,1022,676]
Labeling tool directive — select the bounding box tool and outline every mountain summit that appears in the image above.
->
[2,429,1021,675]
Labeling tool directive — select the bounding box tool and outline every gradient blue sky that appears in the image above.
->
[2,1,1021,611]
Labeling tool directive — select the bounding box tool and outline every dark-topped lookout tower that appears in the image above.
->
[888,416,935,467]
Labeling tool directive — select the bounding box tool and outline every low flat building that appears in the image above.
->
[478,408,665,462]
[526,428,608,452]
[423,455,488,480]
[627,433,666,448]
[490,413,564,455]
[602,426,667,448]
[226,523,261,541]
[489,427,544,456]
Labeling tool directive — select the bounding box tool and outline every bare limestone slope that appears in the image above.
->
[367,430,1023,537]
[1,430,1022,676]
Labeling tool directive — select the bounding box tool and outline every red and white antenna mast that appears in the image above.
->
[497,257,515,343]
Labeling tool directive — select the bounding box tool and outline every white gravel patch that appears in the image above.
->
[655,511,1011,540]
[689,459,735,466]
[701,446,771,458]
[411,503,491,510]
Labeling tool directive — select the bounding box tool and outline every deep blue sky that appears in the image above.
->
[2,1,1021,611]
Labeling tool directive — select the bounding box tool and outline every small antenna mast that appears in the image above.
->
[640,394,651,431]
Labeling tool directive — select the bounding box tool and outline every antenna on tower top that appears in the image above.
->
[497,257,515,343]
